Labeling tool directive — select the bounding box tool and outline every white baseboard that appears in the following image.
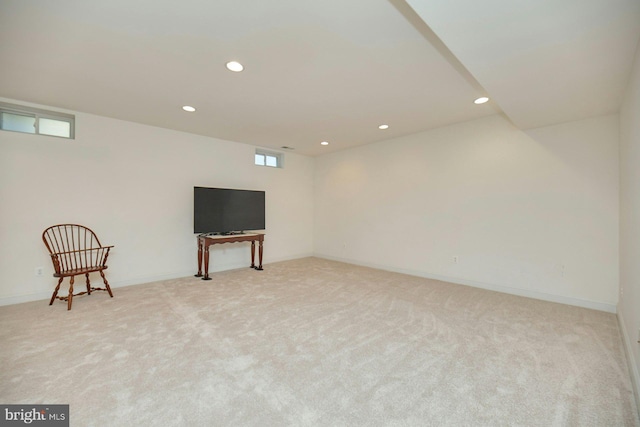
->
[314,254,617,313]
[0,291,53,307]
[109,270,196,289]
[617,306,640,417]
[0,253,314,307]
[0,271,194,307]
[4,253,612,313]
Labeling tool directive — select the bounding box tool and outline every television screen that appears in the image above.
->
[194,187,265,234]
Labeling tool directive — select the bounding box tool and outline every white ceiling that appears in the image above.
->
[406,0,640,130]
[1,0,638,156]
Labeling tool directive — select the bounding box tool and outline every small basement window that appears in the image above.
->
[0,101,75,139]
[255,149,283,168]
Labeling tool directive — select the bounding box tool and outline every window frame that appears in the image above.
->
[255,149,284,169]
[0,101,75,139]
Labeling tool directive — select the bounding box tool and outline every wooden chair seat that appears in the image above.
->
[53,265,108,277]
[42,224,114,310]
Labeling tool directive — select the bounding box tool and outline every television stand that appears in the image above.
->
[195,233,264,280]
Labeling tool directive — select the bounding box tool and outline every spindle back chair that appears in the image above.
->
[42,224,114,310]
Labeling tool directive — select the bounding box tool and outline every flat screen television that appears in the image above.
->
[194,187,265,234]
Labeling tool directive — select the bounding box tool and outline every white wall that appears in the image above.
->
[0,98,622,315]
[0,98,314,305]
[314,113,619,312]
[620,40,640,410]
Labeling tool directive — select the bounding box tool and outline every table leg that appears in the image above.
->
[256,240,264,270]
[195,238,203,277]
[202,245,212,280]
[251,241,256,268]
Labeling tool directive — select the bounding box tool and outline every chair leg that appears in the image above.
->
[86,273,91,295]
[100,270,114,298]
[68,276,74,311]
[49,277,64,306]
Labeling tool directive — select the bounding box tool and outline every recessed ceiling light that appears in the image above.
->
[378,124,389,130]
[474,97,489,104]
[320,141,329,146]
[226,61,244,72]
[182,105,196,112]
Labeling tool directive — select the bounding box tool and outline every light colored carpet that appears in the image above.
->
[1,257,638,426]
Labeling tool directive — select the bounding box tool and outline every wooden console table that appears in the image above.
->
[195,233,264,280]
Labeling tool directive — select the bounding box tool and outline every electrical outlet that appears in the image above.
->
[453,256,459,264]
[35,267,43,276]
